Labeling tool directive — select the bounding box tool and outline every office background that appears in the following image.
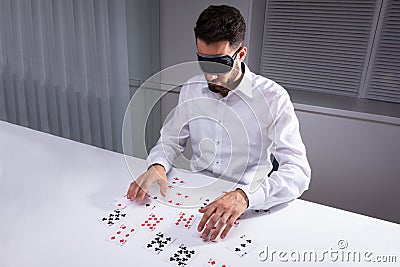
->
[0,0,399,224]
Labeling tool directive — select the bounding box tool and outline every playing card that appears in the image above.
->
[226,234,258,258]
[140,212,165,231]
[173,211,197,230]
[166,243,197,266]
[106,223,136,246]
[144,232,176,254]
[175,192,190,199]
[166,198,183,207]
[112,195,130,209]
[191,231,218,244]
[162,187,203,208]
[99,209,128,227]
[136,194,158,209]
[203,257,231,267]
[112,194,157,210]
[169,176,187,186]
[199,197,211,209]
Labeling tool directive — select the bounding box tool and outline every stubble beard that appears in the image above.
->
[207,63,241,95]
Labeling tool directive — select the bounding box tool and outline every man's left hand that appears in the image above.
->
[197,189,248,241]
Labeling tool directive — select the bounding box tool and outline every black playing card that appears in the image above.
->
[200,198,211,209]
[144,232,176,254]
[99,209,128,226]
[226,234,258,258]
[166,243,197,266]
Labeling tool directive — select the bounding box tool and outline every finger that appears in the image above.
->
[158,178,167,197]
[210,212,231,241]
[130,182,140,201]
[198,204,210,213]
[197,205,216,232]
[199,198,217,213]
[138,187,147,202]
[201,212,222,240]
[220,223,233,240]
[126,184,133,200]
[220,214,238,239]
[137,177,153,202]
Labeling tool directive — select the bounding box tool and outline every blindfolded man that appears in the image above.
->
[127,5,311,241]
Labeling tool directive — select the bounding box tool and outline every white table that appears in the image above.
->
[0,120,399,267]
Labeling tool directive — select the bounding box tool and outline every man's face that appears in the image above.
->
[196,39,245,94]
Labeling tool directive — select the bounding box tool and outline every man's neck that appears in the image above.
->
[219,64,245,97]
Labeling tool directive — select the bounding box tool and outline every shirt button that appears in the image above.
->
[216,161,219,164]
[217,141,220,145]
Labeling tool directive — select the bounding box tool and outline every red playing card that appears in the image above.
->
[171,177,186,186]
[167,199,182,206]
[106,224,136,246]
[204,257,230,267]
[173,211,197,230]
[176,192,190,199]
[140,213,164,231]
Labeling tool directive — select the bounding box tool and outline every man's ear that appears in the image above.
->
[238,47,247,62]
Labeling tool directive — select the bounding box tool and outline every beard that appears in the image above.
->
[207,83,229,94]
[207,64,241,95]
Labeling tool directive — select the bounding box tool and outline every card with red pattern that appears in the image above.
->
[203,257,231,267]
[173,211,197,230]
[106,223,136,246]
[140,213,165,231]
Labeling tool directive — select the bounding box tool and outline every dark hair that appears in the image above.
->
[194,5,246,48]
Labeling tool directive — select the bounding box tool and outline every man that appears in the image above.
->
[127,5,311,241]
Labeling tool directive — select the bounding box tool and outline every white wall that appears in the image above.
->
[297,110,400,223]
[160,0,253,69]
[158,0,400,223]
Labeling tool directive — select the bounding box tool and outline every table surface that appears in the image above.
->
[0,120,399,267]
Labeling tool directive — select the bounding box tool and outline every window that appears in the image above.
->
[260,0,400,104]
[366,0,400,103]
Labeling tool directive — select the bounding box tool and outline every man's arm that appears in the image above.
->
[238,90,311,209]
[127,85,190,201]
[197,90,311,241]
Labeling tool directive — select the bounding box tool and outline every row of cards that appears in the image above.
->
[98,176,270,266]
[103,219,257,266]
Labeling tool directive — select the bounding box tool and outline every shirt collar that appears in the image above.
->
[236,62,253,99]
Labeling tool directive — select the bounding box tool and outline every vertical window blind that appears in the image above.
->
[366,0,400,103]
[0,0,130,152]
[261,0,399,104]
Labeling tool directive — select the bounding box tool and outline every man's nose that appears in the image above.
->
[204,74,218,81]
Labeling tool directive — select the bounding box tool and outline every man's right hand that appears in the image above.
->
[126,164,168,202]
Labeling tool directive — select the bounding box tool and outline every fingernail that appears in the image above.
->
[211,235,215,240]
[198,227,202,232]
[221,234,225,239]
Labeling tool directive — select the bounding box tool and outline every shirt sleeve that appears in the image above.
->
[237,91,311,209]
[146,85,190,173]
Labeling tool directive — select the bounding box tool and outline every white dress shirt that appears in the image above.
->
[147,63,311,209]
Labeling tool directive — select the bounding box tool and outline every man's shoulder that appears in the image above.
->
[251,72,288,100]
